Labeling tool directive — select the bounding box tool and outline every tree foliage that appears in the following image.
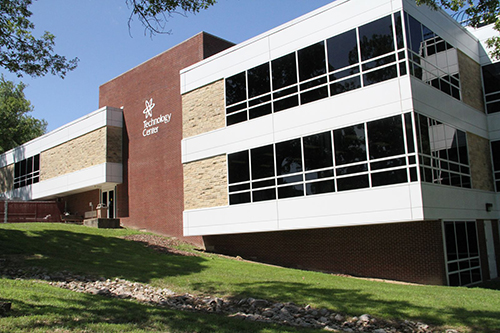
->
[0,75,46,153]
[0,0,79,78]
[416,0,500,59]
[126,0,216,35]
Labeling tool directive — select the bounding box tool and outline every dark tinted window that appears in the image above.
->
[298,41,327,81]
[334,124,367,165]
[251,145,275,180]
[327,29,358,71]
[367,115,405,159]
[406,14,423,55]
[359,15,394,61]
[303,131,333,171]
[247,63,270,98]
[225,72,246,106]
[276,139,302,176]
[272,53,298,90]
[228,151,249,184]
[337,175,369,191]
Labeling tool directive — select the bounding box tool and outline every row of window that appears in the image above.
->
[490,140,500,191]
[225,12,406,126]
[224,11,463,127]
[443,221,481,286]
[227,113,418,205]
[482,62,500,114]
[404,13,461,100]
[415,114,471,188]
[14,155,40,189]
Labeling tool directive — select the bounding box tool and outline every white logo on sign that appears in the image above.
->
[143,98,155,119]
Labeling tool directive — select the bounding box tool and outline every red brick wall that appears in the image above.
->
[61,190,100,218]
[204,220,447,285]
[98,32,233,247]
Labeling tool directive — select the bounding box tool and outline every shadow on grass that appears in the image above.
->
[0,228,207,283]
[191,280,500,332]
[1,280,311,333]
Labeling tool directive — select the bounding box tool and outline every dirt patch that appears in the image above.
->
[121,234,200,257]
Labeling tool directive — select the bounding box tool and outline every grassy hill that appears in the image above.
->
[1,223,499,332]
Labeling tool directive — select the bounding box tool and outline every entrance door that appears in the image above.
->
[101,189,115,218]
[484,220,498,279]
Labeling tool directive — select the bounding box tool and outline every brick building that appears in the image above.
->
[1,0,500,286]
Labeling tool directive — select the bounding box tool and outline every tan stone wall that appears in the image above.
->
[458,50,485,113]
[41,127,107,181]
[107,126,122,164]
[0,164,14,193]
[182,79,225,138]
[184,154,228,210]
[468,132,494,191]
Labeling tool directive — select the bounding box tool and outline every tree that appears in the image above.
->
[0,0,79,78]
[0,75,46,154]
[126,0,216,36]
[416,0,500,59]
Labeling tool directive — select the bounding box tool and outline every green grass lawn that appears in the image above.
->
[1,223,500,332]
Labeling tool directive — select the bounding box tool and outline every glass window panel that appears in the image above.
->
[455,222,468,259]
[460,270,472,286]
[247,63,270,98]
[274,95,299,112]
[491,141,500,171]
[228,151,250,184]
[14,162,21,178]
[306,180,335,195]
[448,272,460,286]
[394,12,404,49]
[367,115,405,159]
[26,157,33,174]
[336,163,368,176]
[359,15,394,61]
[444,222,457,261]
[457,131,468,165]
[461,175,471,188]
[227,111,247,126]
[273,86,297,99]
[404,113,415,154]
[272,52,298,90]
[225,72,247,106]
[330,76,361,96]
[363,64,398,86]
[20,159,27,176]
[230,192,251,205]
[471,268,482,283]
[482,62,500,94]
[226,101,247,115]
[249,104,272,120]
[334,124,367,165]
[249,94,271,107]
[337,174,369,191]
[466,222,479,257]
[33,154,40,171]
[305,169,334,181]
[399,61,407,76]
[252,188,276,202]
[252,179,275,189]
[303,131,333,171]
[229,183,250,192]
[300,77,327,90]
[278,184,304,199]
[327,29,358,72]
[487,101,500,114]
[448,262,459,272]
[406,14,423,55]
[370,157,406,170]
[300,86,329,105]
[362,54,396,71]
[410,167,418,181]
[251,145,275,180]
[276,139,302,176]
[329,66,360,81]
[371,169,408,187]
[277,174,303,185]
[417,114,431,155]
[298,41,327,82]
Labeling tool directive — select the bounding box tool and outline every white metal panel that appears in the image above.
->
[411,78,488,137]
[32,162,123,200]
[0,107,123,168]
[422,184,498,220]
[184,182,424,236]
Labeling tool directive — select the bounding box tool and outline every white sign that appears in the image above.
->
[141,98,172,137]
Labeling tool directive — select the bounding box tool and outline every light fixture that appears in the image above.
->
[485,203,493,212]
